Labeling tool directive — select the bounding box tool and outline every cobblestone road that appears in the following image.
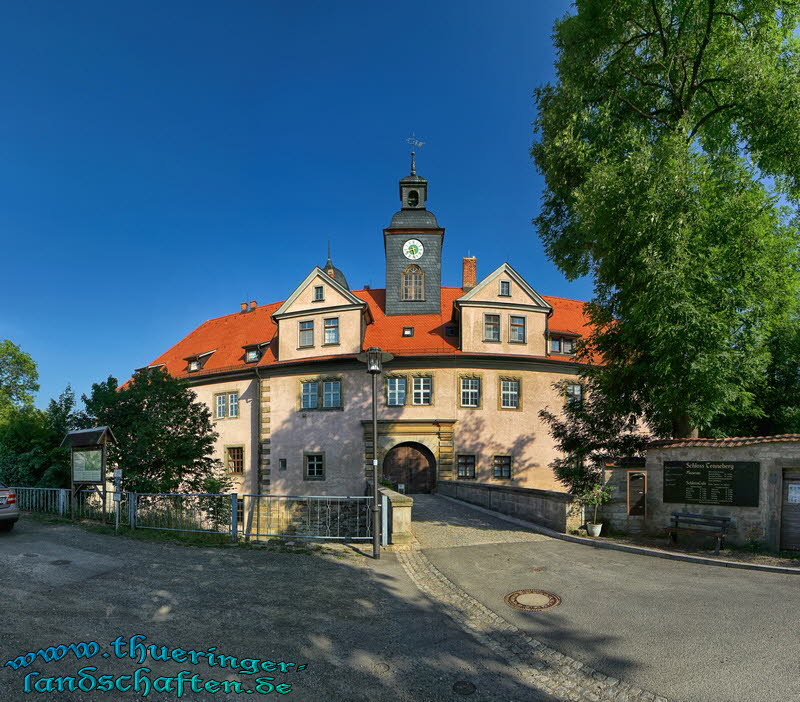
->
[400,496,674,702]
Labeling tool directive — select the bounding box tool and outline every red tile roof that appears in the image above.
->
[143,287,593,380]
[650,435,800,448]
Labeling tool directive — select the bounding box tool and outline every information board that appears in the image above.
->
[72,448,103,483]
[663,461,759,506]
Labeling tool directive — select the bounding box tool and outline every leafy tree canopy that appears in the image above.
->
[0,340,39,414]
[0,386,81,487]
[533,0,800,437]
[82,367,227,494]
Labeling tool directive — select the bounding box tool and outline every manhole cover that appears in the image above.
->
[50,560,71,566]
[504,589,561,612]
[452,681,476,695]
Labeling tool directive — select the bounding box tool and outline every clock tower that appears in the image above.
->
[383,155,444,316]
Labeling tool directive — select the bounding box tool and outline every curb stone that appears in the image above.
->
[397,548,674,702]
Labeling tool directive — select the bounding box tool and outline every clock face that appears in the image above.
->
[403,239,424,260]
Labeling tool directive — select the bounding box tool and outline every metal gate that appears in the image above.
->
[239,495,373,541]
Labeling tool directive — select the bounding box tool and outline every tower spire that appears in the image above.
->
[404,132,425,176]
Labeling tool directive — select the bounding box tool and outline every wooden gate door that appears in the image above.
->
[383,444,434,493]
[781,470,800,551]
[627,472,647,516]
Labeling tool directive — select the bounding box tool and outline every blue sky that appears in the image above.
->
[0,0,589,408]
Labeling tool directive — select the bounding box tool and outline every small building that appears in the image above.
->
[603,436,800,551]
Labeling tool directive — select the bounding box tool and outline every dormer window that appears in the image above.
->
[313,285,325,302]
[402,327,414,337]
[185,350,214,372]
[245,348,260,363]
[499,280,511,296]
[550,336,576,354]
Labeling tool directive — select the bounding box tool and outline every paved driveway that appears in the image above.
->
[412,495,800,702]
[0,516,540,702]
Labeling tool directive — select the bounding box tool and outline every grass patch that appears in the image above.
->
[79,522,232,547]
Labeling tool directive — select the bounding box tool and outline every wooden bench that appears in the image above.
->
[665,512,732,555]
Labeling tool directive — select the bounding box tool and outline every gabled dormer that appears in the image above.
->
[184,350,215,373]
[272,264,369,362]
[454,261,552,356]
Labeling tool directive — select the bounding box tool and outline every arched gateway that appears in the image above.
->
[382,442,437,494]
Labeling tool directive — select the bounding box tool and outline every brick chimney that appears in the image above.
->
[249,300,257,311]
[240,302,248,313]
[462,257,477,291]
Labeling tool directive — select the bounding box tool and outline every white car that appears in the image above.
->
[0,483,19,532]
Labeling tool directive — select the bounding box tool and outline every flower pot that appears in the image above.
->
[586,522,602,537]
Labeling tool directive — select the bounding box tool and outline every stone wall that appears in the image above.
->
[601,443,800,551]
[437,480,582,533]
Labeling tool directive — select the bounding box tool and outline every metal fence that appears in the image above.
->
[240,494,373,541]
[12,487,373,542]
[132,493,234,534]
[14,487,67,515]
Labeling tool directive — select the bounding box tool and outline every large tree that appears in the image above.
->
[532,0,800,437]
[0,386,80,487]
[82,367,226,494]
[0,340,39,414]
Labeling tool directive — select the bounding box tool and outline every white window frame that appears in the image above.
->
[387,377,406,406]
[245,348,260,363]
[566,383,582,404]
[500,380,520,409]
[215,394,227,419]
[301,382,318,409]
[460,377,480,408]
[313,285,325,302]
[324,318,339,345]
[412,376,432,406]
[322,380,341,408]
[499,280,511,296]
[228,392,239,418]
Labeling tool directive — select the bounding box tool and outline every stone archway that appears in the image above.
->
[383,442,437,494]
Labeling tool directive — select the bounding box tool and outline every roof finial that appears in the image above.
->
[327,240,331,263]
[405,132,425,175]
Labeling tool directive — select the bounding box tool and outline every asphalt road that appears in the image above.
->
[412,495,800,702]
[0,517,544,702]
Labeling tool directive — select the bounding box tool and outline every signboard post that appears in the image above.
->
[663,461,760,507]
[61,427,118,521]
[113,468,123,532]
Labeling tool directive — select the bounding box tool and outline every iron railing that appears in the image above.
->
[14,487,67,515]
[131,493,234,535]
[13,488,374,542]
[239,495,373,541]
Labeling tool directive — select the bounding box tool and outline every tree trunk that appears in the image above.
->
[672,415,699,439]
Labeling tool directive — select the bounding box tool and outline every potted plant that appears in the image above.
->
[578,484,615,537]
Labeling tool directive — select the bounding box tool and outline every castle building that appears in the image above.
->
[142,160,591,497]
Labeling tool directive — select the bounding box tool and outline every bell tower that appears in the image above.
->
[383,150,444,316]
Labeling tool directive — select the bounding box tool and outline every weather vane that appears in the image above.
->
[405,132,425,175]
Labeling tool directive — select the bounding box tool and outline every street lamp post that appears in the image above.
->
[356,346,393,559]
